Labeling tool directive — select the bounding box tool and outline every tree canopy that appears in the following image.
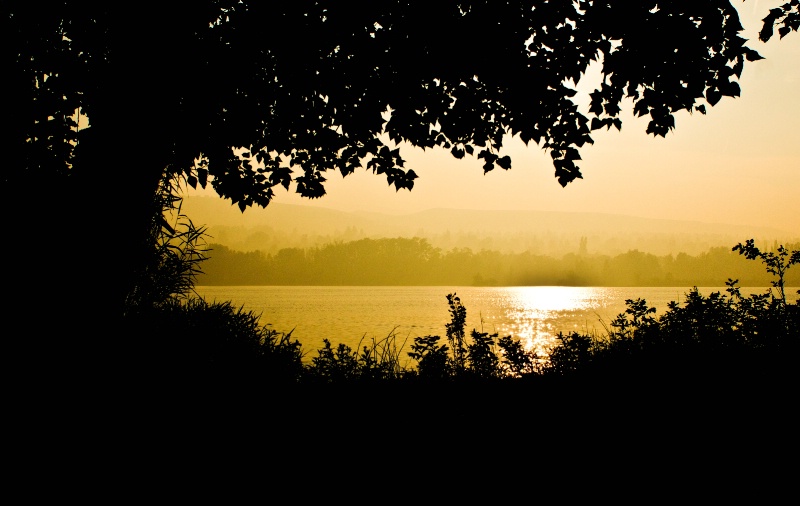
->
[9,1,798,212]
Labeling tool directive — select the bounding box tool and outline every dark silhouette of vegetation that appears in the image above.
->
[114,171,307,384]
[404,293,513,381]
[131,297,304,385]
[302,332,407,384]
[759,1,800,42]
[733,238,800,304]
[124,172,210,314]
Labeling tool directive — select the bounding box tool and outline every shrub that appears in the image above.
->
[303,330,408,383]
[126,297,304,385]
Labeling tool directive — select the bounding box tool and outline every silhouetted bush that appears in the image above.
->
[302,330,408,384]
[126,298,304,385]
[537,239,799,383]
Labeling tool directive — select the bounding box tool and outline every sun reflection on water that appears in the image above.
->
[484,286,613,356]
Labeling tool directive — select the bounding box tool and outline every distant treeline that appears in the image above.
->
[197,237,800,287]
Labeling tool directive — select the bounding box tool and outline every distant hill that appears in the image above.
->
[179,195,796,257]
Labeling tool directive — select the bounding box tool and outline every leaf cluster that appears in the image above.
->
[759,0,800,41]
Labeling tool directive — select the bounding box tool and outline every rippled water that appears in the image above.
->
[193,285,794,362]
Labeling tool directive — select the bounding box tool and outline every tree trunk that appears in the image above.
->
[51,15,181,385]
[11,7,203,389]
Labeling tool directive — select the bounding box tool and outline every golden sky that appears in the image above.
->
[188,3,800,237]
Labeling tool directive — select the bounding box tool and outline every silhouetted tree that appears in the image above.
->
[6,1,797,378]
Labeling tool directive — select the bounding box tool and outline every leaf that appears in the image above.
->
[732,56,744,78]
[633,101,649,117]
[588,92,604,115]
[744,49,764,62]
[705,88,722,106]
[603,102,620,116]
[564,147,581,161]
[760,13,779,41]
[721,81,740,98]
[646,121,668,137]
[496,155,512,170]
[477,149,496,163]
[520,130,541,146]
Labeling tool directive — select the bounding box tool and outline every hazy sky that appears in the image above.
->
[187,3,800,237]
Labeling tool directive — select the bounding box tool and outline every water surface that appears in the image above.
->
[193,285,794,362]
